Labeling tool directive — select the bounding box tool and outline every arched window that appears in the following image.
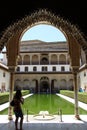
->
[32,55,39,64]
[51,54,57,64]
[23,55,30,65]
[41,57,49,64]
[59,54,66,64]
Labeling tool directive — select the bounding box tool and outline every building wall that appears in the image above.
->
[14,73,74,93]
[1,40,87,93]
[0,65,10,92]
[16,64,70,72]
[78,66,87,92]
[14,48,73,93]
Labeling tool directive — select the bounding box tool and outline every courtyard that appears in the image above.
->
[0,93,87,130]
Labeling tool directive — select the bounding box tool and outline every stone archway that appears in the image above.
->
[40,76,49,93]
[0,9,87,53]
[0,9,87,120]
[40,81,49,93]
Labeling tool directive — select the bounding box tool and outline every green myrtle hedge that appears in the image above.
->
[0,90,29,105]
[60,90,87,104]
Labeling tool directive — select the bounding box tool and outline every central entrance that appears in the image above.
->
[40,81,49,93]
[40,77,50,93]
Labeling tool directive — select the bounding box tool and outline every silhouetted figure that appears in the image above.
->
[13,90,24,130]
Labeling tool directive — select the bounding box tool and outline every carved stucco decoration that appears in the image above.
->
[0,9,87,53]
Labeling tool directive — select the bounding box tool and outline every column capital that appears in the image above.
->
[8,66,16,73]
[71,66,79,74]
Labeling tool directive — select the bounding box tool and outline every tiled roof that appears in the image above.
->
[20,40,68,52]
[0,62,8,70]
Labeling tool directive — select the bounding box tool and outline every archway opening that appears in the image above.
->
[40,81,49,93]
[0,9,87,120]
[40,77,49,94]
[21,24,67,42]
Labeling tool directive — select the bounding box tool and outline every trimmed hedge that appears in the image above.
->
[0,93,9,104]
[60,90,87,104]
[0,90,29,105]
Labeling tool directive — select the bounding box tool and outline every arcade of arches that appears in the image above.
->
[0,9,87,120]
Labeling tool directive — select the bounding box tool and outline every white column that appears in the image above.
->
[72,67,80,120]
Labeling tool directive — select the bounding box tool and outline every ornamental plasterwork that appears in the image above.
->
[0,9,87,52]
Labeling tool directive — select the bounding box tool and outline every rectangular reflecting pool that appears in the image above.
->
[0,94,87,115]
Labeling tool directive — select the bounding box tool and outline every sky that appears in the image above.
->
[21,24,66,42]
[0,24,66,59]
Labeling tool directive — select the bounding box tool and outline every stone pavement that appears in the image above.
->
[56,93,87,111]
[0,115,87,130]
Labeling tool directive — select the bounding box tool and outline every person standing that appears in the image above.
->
[13,90,24,130]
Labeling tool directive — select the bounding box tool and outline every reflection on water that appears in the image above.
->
[24,94,75,114]
[24,94,87,115]
[0,94,87,115]
[35,94,54,111]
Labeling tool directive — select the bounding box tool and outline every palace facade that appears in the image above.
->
[4,40,73,93]
[1,40,87,93]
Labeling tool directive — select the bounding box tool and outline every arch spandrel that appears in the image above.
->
[0,9,87,49]
[67,34,81,67]
[6,31,22,67]
[0,9,87,67]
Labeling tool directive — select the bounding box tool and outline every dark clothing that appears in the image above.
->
[13,90,24,130]
[13,95,24,118]
[14,110,23,118]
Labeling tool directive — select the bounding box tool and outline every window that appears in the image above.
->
[41,57,49,64]
[84,71,86,77]
[33,66,37,71]
[45,67,47,71]
[25,67,28,72]
[3,72,5,77]
[69,67,72,71]
[16,67,20,72]
[53,66,56,71]
[42,67,44,71]
[61,66,65,71]
[42,66,47,71]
